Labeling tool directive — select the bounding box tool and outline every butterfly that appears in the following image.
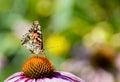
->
[21,21,44,54]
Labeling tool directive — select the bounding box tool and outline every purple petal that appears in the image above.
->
[36,71,85,82]
[58,71,85,82]
[4,72,35,82]
[45,77,70,82]
[37,77,69,82]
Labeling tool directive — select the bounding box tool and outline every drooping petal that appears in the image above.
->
[58,71,85,82]
[36,71,85,82]
[4,72,35,82]
[37,77,70,82]
[45,77,70,82]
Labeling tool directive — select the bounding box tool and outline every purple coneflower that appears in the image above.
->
[61,44,120,82]
[4,56,85,82]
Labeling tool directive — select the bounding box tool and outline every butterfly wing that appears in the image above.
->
[21,21,44,54]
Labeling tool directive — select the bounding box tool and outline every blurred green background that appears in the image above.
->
[0,0,120,82]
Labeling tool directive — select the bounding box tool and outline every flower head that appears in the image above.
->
[4,56,85,82]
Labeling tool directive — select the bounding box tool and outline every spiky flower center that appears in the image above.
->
[90,46,115,71]
[22,56,54,79]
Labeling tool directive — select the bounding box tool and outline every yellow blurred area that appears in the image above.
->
[111,33,120,48]
[83,22,112,47]
[45,34,70,56]
[35,0,54,17]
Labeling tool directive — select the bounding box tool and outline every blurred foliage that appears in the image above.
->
[0,0,120,81]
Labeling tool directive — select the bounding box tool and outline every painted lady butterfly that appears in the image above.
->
[21,21,44,54]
